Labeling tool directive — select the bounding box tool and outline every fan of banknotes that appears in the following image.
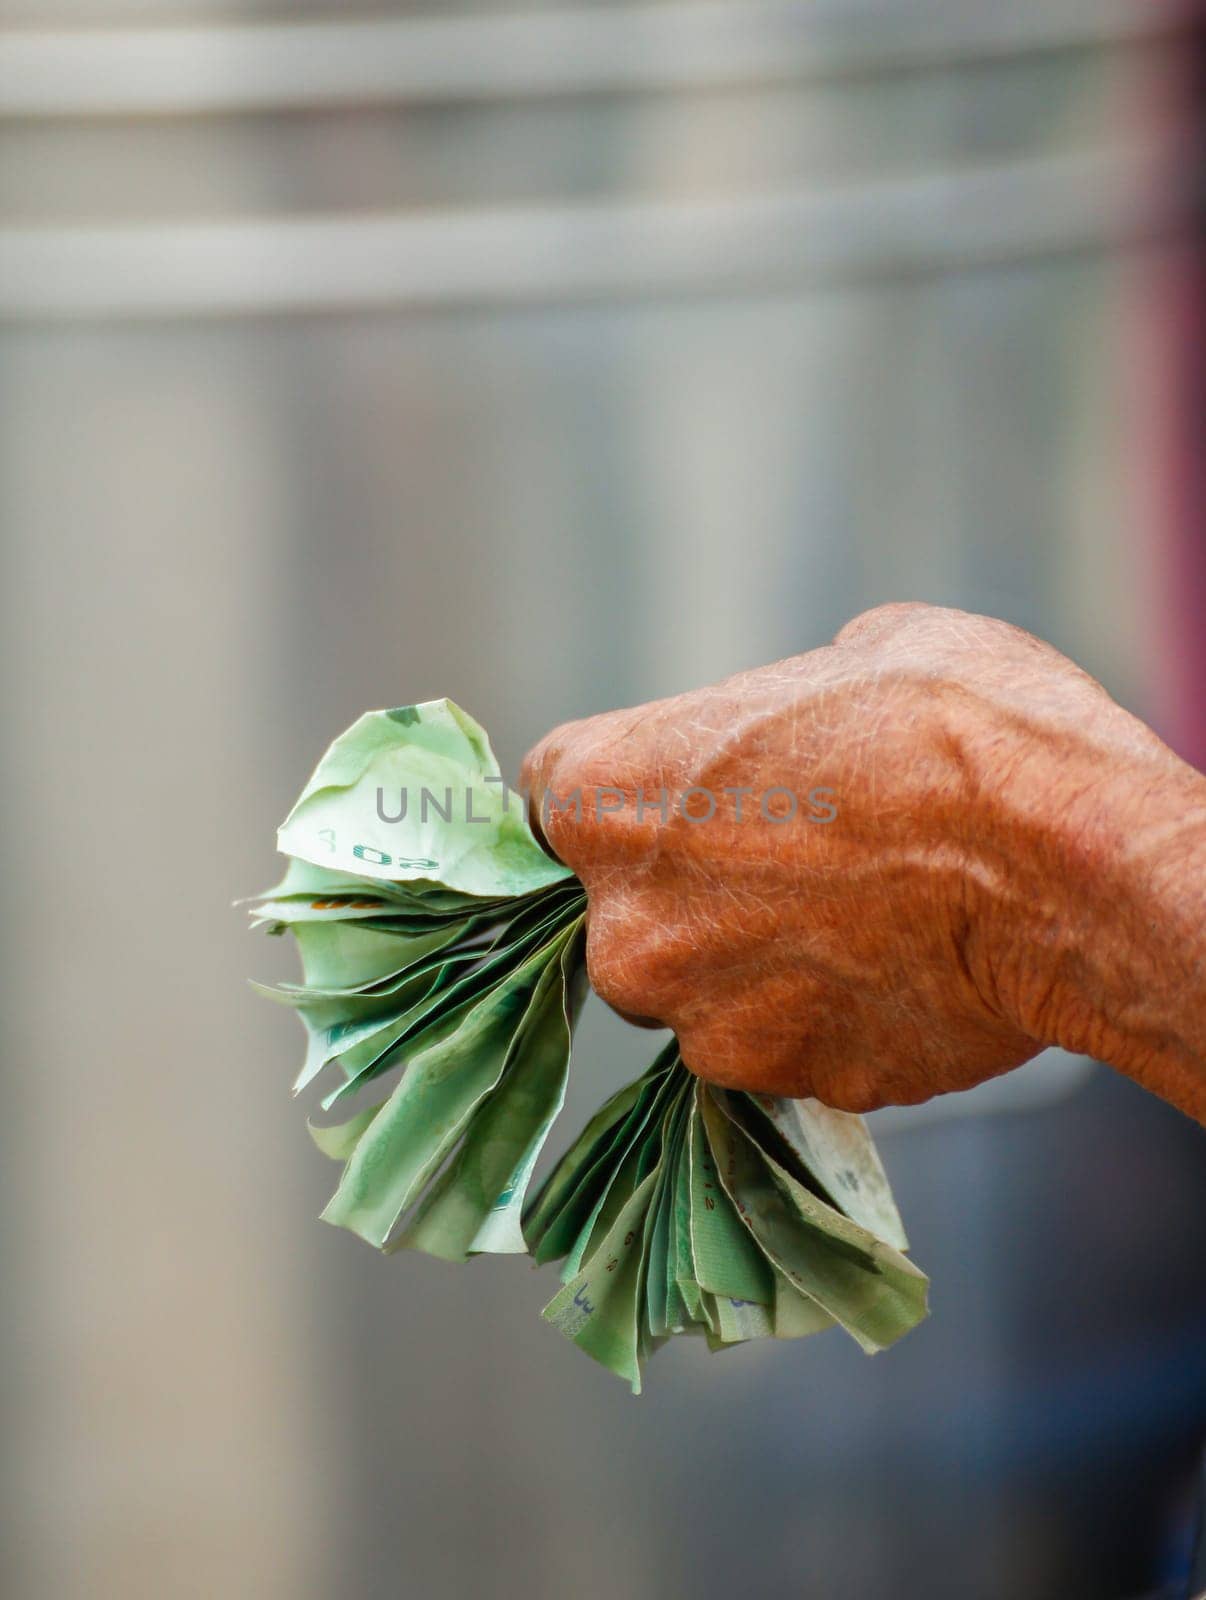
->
[250,700,928,1390]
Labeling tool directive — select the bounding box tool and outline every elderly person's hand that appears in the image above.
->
[522,603,1206,1119]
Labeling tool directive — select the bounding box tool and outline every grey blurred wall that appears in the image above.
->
[3,6,1204,1599]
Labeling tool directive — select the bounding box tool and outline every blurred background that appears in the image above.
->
[3,3,1206,1597]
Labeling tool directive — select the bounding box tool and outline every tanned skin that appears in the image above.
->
[521,603,1206,1121]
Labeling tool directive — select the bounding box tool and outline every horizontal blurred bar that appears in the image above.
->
[0,1,1183,119]
[0,146,1175,321]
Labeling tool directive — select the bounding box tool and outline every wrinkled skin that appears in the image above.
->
[522,603,1206,1119]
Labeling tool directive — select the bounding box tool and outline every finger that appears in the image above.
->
[520,720,587,852]
[676,1016,814,1099]
[521,714,633,868]
[607,1005,665,1030]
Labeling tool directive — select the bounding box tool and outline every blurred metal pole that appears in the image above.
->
[0,3,1186,118]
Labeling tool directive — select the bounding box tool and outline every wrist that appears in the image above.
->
[1078,763,1206,1111]
[963,702,1206,1116]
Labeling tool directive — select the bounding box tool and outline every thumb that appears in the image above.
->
[520,720,579,853]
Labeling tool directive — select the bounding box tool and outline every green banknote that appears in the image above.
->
[251,699,929,1389]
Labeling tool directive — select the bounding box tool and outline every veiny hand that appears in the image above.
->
[521,603,1206,1118]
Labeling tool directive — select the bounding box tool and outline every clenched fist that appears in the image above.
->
[521,603,1206,1119]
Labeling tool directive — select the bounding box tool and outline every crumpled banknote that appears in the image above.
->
[250,700,927,1390]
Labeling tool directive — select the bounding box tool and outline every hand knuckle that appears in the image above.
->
[835,601,932,647]
[585,919,653,1018]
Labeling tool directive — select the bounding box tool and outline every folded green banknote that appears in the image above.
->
[251,701,928,1390]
